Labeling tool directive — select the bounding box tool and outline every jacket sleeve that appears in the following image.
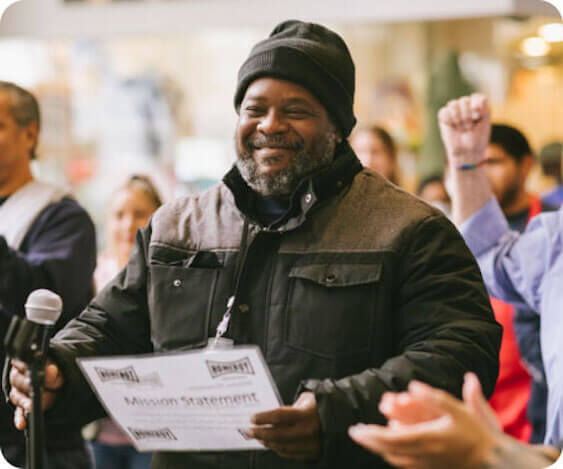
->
[301,214,502,467]
[46,225,153,426]
[0,199,97,327]
[461,200,562,313]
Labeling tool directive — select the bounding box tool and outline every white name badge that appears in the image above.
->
[77,345,282,452]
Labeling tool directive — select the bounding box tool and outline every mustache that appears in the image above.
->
[246,135,304,152]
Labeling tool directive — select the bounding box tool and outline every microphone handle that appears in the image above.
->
[27,326,50,469]
[37,324,52,361]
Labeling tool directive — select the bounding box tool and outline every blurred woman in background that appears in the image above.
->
[350,125,399,185]
[90,174,162,469]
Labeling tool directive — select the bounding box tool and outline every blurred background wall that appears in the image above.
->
[1,0,561,244]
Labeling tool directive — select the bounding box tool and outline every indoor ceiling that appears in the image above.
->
[1,0,560,38]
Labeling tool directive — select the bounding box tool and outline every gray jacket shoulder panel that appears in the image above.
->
[280,169,445,254]
[150,183,243,252]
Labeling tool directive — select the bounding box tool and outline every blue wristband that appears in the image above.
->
[456,160,486,171]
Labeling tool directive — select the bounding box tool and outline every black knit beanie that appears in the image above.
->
[234,20,356,137]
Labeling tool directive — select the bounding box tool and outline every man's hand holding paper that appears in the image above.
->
[248,392,322,461]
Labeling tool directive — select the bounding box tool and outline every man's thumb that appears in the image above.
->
[462,372,500,431]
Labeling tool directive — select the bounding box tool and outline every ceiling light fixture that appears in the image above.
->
[539,23,563,43]
[520,36,551,56]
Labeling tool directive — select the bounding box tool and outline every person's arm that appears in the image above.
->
[0,199,97,326]
[285,213,502,466]
[438,94,493,225]
[461,200,560,312]
[49,224,153,425]
[440,94,562,313]
[246,211,501,466]
[9,225,153,429]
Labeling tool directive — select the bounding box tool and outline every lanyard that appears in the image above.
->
[212,218,251,347]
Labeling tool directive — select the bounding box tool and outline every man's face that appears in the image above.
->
[0,92,35,185]
[235,77,340,198]
[484,143,529,211]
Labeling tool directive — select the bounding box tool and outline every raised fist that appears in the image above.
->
[438,94,491,164]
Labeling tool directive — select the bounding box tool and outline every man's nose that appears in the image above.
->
[257,109,288,134]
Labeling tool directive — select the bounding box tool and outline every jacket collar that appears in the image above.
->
[223,140,363,231]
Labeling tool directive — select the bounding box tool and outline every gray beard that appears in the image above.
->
[236,131,338,197]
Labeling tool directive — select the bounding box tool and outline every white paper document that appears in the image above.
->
[78,346,282,452]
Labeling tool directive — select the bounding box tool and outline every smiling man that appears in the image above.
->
[9,21,500,469]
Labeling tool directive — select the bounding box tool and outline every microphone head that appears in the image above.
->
[24,289,63,325]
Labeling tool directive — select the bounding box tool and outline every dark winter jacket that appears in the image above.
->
[48,143,501,469]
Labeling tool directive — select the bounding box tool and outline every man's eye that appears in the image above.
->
[285,108,310,118]
[244,106,264,116]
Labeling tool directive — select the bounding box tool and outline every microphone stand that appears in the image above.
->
[4,316,48,469]
[26,339,47,469]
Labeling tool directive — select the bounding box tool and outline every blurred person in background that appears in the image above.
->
[539,141,562,207]
[484,124,556,443]
[0,81,96,468]
[416,173,450,215]
[350,125,400,185]
[89,175,162,469]
[8,22,501,469]
[347,93,563,469]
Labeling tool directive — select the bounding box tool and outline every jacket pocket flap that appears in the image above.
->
[149,246,224,268]
[289,263,382,287]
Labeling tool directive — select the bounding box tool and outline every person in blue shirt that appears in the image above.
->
[346,93,563,469]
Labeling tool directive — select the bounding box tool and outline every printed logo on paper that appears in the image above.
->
[95,366,162,387]
[205,357,255,379]
[128,427,177,442]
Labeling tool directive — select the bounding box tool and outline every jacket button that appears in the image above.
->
[325,274,336,283]
[239,304,250,313]
[304,193,312,204]
[173,279,182,287]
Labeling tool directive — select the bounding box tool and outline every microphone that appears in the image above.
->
[2,290,63,469]
[25,289,63,326]
[25,289,63,359]
[4,289,62,362]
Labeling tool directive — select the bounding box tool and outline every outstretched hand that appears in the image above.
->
[348,373,498,469]
[438,93,491,164]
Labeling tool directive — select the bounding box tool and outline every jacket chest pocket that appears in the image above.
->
[148,251,222,351]
[285,263,382,359]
